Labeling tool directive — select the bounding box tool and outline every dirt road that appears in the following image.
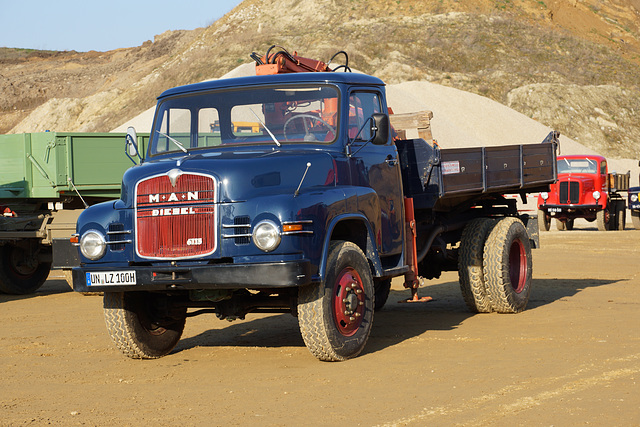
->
[2,223,639,426]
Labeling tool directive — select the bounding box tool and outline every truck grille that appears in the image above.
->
[135,171,217,259]
[558,181,580,204]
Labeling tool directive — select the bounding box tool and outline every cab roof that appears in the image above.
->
[158,72,385,100]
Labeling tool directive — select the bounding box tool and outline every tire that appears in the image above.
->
[537,210,550,232]
[597,209,610,231]
[617,201,626,231]
[632,210,640,229]
[458,217,496,313]
[556,220,566,231]
[103,291,186,359]
[483,217,533,313]
[0,243,51,295]
[374,278,391,311]
[298,241,374,361]
[565,219,574,231]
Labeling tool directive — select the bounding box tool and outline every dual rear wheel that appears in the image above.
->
[458,217,532,314]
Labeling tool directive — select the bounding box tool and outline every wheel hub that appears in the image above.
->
[333,268,366,336]
[509,239,527,293]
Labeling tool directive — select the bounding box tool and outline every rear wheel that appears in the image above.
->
[458,218,496,313]
[298,241,374,361]
[537,210,550,232]
[0,242,51,295]
[616,201,626,231]
[483,217,532,313]
[103,291,186,359]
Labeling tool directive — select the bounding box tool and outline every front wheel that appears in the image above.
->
[298,241,374,361]
[483,217,533,313]
[103,292,186,359]
[537,210,550,232]
[597,209,610,231]
[373,278,391,311]
[632,210,640,229]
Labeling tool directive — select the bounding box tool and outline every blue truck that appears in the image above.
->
[71,68,557,361]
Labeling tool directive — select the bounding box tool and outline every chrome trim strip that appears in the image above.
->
[222,233,252,239]
[106,240,133,245]
[106,230,132,235]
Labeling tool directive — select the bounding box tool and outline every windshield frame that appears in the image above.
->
[148,83,341,157]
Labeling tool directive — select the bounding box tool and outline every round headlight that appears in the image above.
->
[541,192,549,200]
[80,230,106,260]
[252,220,281,252]
[593,191,601,201]
[631,194,639,202]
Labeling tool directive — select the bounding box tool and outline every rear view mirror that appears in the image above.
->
[125,126,142,164]
[371,113,389,145]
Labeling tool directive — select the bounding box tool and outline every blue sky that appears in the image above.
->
[0,0,243,52]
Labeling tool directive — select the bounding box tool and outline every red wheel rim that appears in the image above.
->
[332,267,365,336]
[509,240,527,293]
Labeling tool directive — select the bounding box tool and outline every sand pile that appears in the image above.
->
[112,64,639,182]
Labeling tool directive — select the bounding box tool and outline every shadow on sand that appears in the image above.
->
[174,276,621,357]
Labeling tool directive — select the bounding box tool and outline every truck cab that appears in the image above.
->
[73,72,406,360]
[538,154,627,231]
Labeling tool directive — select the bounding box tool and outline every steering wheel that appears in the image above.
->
[283,114,335,141]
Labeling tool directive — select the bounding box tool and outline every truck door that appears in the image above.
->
[347,90,404,256]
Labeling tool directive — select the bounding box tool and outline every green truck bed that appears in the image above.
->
[0,132,148,202]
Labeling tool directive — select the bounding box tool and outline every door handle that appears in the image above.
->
[385,156,398,167]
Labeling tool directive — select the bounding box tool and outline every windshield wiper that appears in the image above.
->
[157,130,188,153]
[249,109,281,147]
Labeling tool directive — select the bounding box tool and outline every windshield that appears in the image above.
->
[557,158,599,174]
[150,84,340,156]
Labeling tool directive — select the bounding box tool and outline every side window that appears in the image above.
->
[348,92,382,141]
[600,161,607,175]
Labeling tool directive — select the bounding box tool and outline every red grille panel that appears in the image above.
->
[135,172,217,258]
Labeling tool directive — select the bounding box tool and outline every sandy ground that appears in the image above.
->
[1,221,639,426]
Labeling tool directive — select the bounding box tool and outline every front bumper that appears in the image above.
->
[539,204,601,220]
[72,260,312,292]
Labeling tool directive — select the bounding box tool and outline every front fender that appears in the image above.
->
[316,213,383,283]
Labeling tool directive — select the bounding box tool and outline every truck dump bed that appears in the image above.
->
[396,136,557,210]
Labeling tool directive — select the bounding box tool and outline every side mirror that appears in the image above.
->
[371,113,389,145]
[125,126,142,164]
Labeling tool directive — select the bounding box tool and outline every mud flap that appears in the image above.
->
[521,214,540,249]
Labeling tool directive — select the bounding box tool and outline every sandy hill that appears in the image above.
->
[113,61,639,184]
[2,0,640,161]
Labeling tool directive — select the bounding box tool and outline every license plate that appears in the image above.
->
[86,271,137,286]
[548,207,562,213]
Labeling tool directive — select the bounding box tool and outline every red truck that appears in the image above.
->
[538,154,629,231]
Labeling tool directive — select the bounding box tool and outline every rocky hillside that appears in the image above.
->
[2,0,640,159]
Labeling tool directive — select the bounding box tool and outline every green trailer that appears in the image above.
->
[0,131,148,294]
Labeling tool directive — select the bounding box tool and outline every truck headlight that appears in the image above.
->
[541,192,549,200]
[252,220,281,252]
[631,194,639,203]
[593,191,601,201]
[80,230,106,260]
